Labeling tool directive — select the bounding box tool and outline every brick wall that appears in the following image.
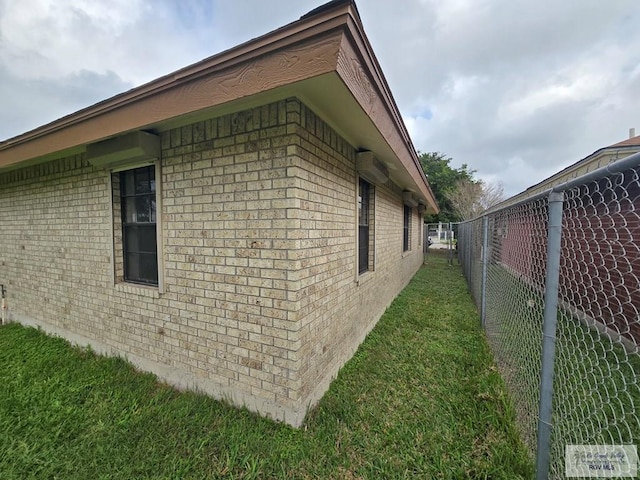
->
[0,156,112,340]
[286,102,425,409]
[0,97,425,426]
[493,175,640,346]
[159,99,303,418]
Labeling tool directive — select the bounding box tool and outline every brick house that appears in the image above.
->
[0,0,438,426]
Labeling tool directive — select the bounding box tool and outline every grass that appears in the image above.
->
[550,311,640,477]
[0,252,533,479]
[481,263,640,478]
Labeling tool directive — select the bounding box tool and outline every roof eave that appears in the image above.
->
[0,0,438,213]
[0,4,352,160]
[336,11,438,211]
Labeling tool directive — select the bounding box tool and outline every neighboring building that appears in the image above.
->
[0,0,438,426]
[490,130,640,346]
[504,129,640,203]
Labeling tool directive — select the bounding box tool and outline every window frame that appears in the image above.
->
[120,165,158,286]
[358,178,372,275]
[403,204,411,252]
[109,161,163,294]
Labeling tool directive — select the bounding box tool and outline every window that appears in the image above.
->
[120,166,158,285]
[403,204,411,252]
[358,178,371,274]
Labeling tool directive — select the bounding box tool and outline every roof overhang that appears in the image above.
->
[0,0,438,213]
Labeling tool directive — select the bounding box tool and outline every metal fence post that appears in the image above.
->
[536,191,564,480]
[448,222,453,265]
[468,223,472,275]
[480,216,489,328]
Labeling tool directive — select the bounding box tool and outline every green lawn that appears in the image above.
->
[0,252,533,479]
[482,263,640,478]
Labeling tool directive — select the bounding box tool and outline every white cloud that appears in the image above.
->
[1,0,639,198]
[0,64,130,135]
[0,0,148,79]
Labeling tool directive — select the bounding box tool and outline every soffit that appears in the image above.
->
[0,30,343,171]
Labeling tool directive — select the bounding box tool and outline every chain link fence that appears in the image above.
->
[424,222,458,264]
[458,153,640,479]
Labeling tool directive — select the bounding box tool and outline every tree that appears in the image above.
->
[475,180,505,212]
[446,179,505,220]
[418,152,475,223]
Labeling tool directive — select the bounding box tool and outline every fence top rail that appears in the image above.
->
[467,150,640,221]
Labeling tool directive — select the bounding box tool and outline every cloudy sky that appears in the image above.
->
[1,0,639,197]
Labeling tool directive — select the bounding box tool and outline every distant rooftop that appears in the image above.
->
[608,133,640,148]
[487,127,640,212]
